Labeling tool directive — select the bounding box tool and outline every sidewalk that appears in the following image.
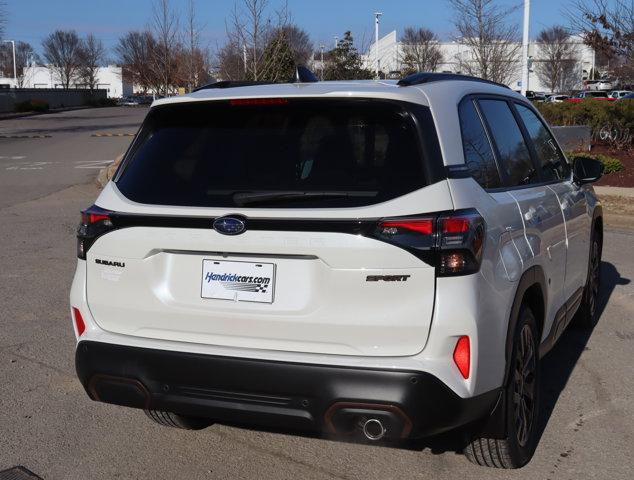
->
[595,186,634,230]
[595,186,634,198]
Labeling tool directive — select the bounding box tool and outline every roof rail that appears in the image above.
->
[193,65,319,93]
[397,72,510,89]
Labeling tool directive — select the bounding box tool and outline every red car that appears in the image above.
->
[566,91,617,103]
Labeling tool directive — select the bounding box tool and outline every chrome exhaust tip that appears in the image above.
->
[361,418,386,441]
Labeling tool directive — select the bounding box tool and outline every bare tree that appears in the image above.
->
[567,0,634,81]
[400,27,443,74]
[42,30,82,88]
[534,26,579,93]
[183,0,210,91]
[151,0,180,95]
[116,31,160,93]
[282,24,313,65]
[77,34,106,91]
[447,0,521,84]
[1,41,35,84]
[226,0,292,81]
[0,1,6,41]
[216,40,246,80]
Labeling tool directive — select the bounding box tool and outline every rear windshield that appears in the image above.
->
[115,99,431,208]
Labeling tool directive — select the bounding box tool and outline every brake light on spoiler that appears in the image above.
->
[375,209,485,276]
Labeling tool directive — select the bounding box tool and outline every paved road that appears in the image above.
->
[0,107,147,208]
[1,109,633,479]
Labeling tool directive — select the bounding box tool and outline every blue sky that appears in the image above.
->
[4,0,574,57]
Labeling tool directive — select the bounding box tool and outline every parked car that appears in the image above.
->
[71,72,604,469]
[524,90,547,101]
[117,96,140,107]
[547,94,570,103]
[566,90,616,102]
[584,79,615,90]
[609,90,632,99]
[618,92,634,100]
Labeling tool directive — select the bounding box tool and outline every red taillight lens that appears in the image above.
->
[72,307,86,336]
[379,218,434,235]
[77,205,115,260]
[81,211,111,225]
[376,210,485,277]
[229,98,289,106]
[441,217,470,233]
[453,336,470,379]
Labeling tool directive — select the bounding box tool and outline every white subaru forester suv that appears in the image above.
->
[70,72,604,469]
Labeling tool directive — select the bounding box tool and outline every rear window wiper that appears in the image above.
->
[232,190,378,206]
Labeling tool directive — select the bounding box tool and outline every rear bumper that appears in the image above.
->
[76,341,500,440]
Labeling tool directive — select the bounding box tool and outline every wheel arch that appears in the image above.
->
[479,265,546,439]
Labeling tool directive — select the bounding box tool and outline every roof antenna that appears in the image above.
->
[293,65,319,83]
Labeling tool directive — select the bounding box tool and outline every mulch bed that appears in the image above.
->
[591,145,634,188]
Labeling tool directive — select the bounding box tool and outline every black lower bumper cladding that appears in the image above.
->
[75,341,499,439]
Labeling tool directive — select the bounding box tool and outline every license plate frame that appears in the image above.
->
[201,259,276,304]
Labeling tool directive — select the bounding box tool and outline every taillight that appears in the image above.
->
[374,209,485,276]
[77,205,115,259]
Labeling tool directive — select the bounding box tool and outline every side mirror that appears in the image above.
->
[573,156,604,185]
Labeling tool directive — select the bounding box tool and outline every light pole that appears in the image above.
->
[320,44,325,81]
[242,44,248,76]
[374,12,383,79]
[2,40,17,86]
[520,0,530,96]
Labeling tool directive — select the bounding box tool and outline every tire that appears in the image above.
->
[144,409,213,430]
[464,306,540,468]
[574,232,602,329]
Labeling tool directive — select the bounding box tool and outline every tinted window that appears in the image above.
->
[117,100,429,208]
[458,99,501,189]
[478,99,537,187]
[516,104,569,181]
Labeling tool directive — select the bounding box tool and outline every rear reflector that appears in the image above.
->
[453,336,470,379]
[72,307,86,336]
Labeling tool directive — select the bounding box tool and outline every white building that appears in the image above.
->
[20,65,133,98]
[363,31,596,93]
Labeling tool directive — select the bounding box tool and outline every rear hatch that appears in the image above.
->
[83,97,450,357]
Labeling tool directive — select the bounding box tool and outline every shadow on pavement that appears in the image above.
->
[533,261,629,444]
[13,123,142,135]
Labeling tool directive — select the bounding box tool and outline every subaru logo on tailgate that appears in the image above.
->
[213,216,246,235]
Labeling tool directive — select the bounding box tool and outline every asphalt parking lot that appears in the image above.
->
[1,107,633,479]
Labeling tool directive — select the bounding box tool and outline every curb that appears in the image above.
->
[0,134,51,139]
[0,105,100,121]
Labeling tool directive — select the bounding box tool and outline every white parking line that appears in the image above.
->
[4,159,115,171]
[5,161,53,171]
[0,156,26,160]
[74,160,114,169]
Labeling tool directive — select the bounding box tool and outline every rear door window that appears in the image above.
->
[116,99,431,208]
[478,99,538,187]
[458,99,502,189]
[515,104,570,181]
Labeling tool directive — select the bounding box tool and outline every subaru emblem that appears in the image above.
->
[213,216,246,235]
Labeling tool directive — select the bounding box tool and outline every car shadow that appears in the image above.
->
[382,261,629,455]
[532,261,629,444]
